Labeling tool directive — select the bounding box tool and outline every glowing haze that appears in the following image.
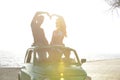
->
[0,0,120,58]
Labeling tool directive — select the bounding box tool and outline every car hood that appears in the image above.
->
[31,63,87,76]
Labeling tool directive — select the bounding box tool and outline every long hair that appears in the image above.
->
[56,17,67,37]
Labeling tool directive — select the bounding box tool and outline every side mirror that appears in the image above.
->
[81,59,86,64]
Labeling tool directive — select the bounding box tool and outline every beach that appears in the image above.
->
[0,58,120,80]
[83,58,120,80]
[0,67,20,80]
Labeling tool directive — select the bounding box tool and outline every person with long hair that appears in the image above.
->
[49,16,69,62]
[50,16,67,46]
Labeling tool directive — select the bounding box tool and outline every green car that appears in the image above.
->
[18,45,91,80]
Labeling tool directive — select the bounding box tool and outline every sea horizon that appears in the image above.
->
[0,51,120,67]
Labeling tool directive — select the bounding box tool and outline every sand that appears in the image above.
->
[83,58,120,80]
[0,67,20,80]
[0,58,120,80]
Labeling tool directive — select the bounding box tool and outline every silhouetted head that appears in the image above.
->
[56,17,67,37]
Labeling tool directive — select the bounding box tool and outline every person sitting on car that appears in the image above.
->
[31,12,49,62]
[49,16,67,62]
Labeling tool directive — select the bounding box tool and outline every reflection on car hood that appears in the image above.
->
[31,64,87,76]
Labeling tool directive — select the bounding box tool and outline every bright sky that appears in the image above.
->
[0,0,120,58]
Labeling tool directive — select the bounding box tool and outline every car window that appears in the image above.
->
[69,51,78,63]
[26,50,48,64]
[30,51,34,63]
[25,50,34,63]
[35,49,49,63]
[60,50,78,64]
[25,47,79,64]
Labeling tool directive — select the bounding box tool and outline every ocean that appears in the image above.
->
[0,51,24,67]
[0,51,120,67]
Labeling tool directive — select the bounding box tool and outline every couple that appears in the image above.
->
[31,12,67,62]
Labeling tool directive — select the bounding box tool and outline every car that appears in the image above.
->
[18,45,91,80]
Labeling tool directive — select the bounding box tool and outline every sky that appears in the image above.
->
[0,0,120,59]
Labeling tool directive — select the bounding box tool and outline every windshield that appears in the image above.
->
[25,46,80,65]
[36,48,79,64]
